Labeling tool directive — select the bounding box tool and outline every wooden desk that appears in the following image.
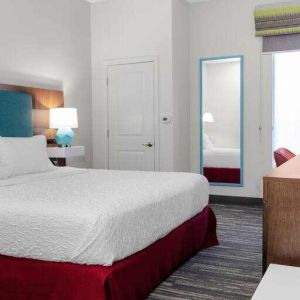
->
[263,155,300,272]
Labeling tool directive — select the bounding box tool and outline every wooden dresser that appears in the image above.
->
[263,155,300,272]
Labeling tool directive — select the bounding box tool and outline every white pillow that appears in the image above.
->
[0,135,55,179]
[203,133,214,150]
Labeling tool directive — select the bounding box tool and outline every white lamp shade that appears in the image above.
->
[203,112,215,123]
[50,108,78,129]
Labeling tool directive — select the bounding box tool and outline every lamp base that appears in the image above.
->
[55,127,75,147]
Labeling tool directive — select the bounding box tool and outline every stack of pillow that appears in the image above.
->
[0,135,55,179]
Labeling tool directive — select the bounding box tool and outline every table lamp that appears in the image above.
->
[203,112,215,123]
[50,108,78,147]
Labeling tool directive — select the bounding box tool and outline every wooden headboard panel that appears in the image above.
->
[0,84,64,140]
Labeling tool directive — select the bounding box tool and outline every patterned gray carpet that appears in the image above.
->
[148,204,263,300]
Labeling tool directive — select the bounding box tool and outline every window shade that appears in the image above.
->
[255,2,300,52]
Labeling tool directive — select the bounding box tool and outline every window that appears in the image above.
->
[273,51,300,155]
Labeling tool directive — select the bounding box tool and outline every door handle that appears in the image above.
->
[142,142,153,148]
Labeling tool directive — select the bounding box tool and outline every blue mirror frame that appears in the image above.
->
[199,55,244,187]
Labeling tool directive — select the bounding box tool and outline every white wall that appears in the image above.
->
[1,0,287,196]
[172,0,190,172]
[0,0,93,167]
[91,0,174,171]
[190,0,289,198]
[203,61,240,148]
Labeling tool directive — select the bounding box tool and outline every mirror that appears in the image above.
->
[200,56,243,186]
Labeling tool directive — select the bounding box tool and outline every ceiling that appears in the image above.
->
[185,0,208,3]
[85,0,208,3]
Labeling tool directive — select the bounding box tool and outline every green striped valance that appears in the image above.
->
[255,2,300,37]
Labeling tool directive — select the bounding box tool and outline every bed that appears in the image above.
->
[203,147,241,184]
[0,167,218,300]
[0,89,218,300]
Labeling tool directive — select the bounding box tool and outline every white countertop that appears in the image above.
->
[252,264,300,300]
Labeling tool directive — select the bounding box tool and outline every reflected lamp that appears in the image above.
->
[203,112,215,123]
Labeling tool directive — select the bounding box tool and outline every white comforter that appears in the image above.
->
[204,148,240,168]
[0,168,209,266]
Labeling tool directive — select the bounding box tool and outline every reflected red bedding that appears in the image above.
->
[204,167,240,184]
[0,206,218,300]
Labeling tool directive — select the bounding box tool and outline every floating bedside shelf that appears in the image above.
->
[47,146,85,158]
[47,146,85,167]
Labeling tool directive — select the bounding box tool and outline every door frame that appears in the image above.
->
[199,55,244,187]
[104,56,160,171]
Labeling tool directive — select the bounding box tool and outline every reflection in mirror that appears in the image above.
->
[200,56,243,186]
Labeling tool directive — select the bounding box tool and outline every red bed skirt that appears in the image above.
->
[0,206,218,300]
[204,167,240,184]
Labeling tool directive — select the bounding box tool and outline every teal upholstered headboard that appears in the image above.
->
[0,90,33,137]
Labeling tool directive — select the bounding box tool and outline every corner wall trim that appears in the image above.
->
[209,195,263,206]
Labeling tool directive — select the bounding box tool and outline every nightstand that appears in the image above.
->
[47,146,85,167]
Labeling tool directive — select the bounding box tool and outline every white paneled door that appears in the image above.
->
[107,62,155,171]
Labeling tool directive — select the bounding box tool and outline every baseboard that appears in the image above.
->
[209,195,263,206]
